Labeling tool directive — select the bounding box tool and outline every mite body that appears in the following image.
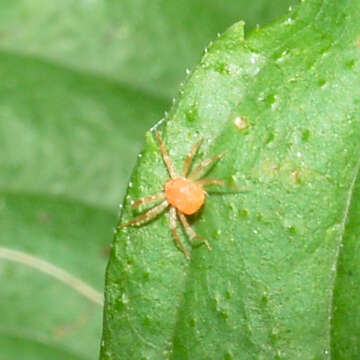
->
[120,132,227,258]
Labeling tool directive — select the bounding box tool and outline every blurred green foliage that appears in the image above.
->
[0,1,295,359]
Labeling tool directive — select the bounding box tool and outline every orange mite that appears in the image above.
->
[120,131,227,259]
[165,178,205,215]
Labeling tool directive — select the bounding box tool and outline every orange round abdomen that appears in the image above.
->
[165,178,205,215]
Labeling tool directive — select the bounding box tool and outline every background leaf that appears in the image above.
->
[0,192,111,360]
[101,0,360,359]
[0,0,295,98]
[0,0,295,359]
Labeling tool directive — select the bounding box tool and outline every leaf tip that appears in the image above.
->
[226,20,245,42]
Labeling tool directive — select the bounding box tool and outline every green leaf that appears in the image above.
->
[0,192,115,360]
[0,51,166,209]
[101,0,360,359]
[331,181,360,357]
[0,0,296,98]
[0,44,164,360]
[0,1,295,358]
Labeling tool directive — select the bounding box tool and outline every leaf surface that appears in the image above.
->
[0,0,300,358]
[101,0,360,359]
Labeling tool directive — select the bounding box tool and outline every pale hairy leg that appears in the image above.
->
[169,206,190,259]
[131,193,165,208]
[196,179,227,187]
[188,151,226,180]
[181,138,204,177]
[120,200,169,227]
[155,131,178,179]
[177,211,211,250]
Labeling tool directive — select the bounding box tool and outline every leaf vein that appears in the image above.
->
[0,247,103,306]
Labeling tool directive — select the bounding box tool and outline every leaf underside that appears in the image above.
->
[102,0,360,359]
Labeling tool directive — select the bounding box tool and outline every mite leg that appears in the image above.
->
[131,192,165,208]
[188,151,226,180]
[120,200,169,228]
[169,206,190,259]
[196,179,227,187]
[177,211,211,250]
[155,131,178,179]
[181,138,204,177]
[197,179,244,192]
